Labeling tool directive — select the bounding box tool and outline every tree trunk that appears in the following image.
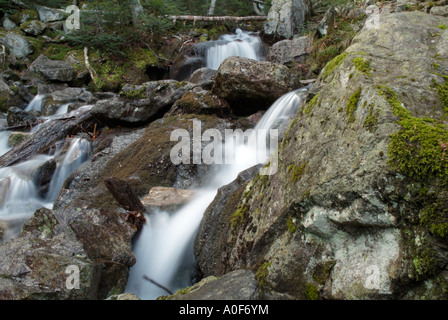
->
[130,0,144,26]
[208,0,217,16]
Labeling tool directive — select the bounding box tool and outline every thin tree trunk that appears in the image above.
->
[208,0,217,16]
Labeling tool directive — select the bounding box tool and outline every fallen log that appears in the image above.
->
[164,15,267,23]
[0,107,94,168]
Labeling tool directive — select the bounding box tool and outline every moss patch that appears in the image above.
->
[434,75,448,113]
[255,262,271,288]
[322,52,348,80]
[346,87,362,123]
[352,57,371,76]
[305,283,319,300]
[287,162,307,184]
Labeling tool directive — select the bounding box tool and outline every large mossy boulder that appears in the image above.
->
[195,11,448,300]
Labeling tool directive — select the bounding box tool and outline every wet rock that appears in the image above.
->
[91,80,195,126]
[6,107,37,127]
[194,164,262,277]
[107,293,141,300]
[29,55,77,82]
[30,158,57,197]
[0,32,33,59]
[212,57,300,115]
[0,205,137,300]
[141,187,196,213]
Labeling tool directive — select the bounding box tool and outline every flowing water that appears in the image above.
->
[0,99,93,240]
[125,86,308,299]
[205,28,264,70]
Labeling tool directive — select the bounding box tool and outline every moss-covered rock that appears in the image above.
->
[194,12,448,300]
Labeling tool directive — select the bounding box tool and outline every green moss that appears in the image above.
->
[388,117,448,184]
[287,216,297,234]
[43,44,72,60]
[352,57,371,76]
[231,203,249,229]
[303,94,319,115]
[363,104,379,132]
[322,52,348,80]
[434,75,448,113]
[346,87,361,123]
[438,25,447,30]
[420,199,448,238]
[377,85,412,118]
[256,262,271,288]
[305,283,319,300]
[120,85,147,99]
[287,162,307,184]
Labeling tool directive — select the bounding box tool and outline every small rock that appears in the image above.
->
[8,131,32,147]
[3,17,17,30]
[21,20,47,36]
[35,5,65,23]
[141,187,196,212]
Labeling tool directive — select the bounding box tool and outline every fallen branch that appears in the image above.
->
[143,275,173,295]
[0,120,44,132]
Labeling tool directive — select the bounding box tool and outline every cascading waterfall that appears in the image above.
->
[205,28,264,70]
[0,97,93,239]
[125,87,308,300]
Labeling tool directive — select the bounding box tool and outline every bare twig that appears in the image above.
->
[143,275,173,295]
